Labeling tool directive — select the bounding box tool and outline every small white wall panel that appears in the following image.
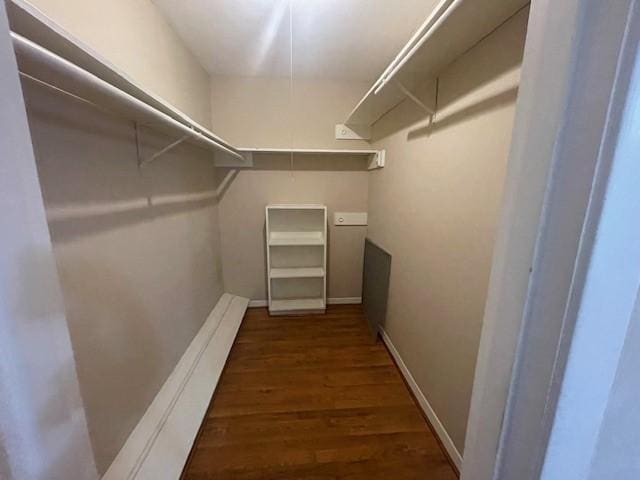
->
[334,212,368,226]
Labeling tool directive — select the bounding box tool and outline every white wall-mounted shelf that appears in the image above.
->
[238,148,386,170]
[7,0,250,167]
[6,0,387,170]
[239,148,378,155]
[345,0,529,127]
[266,205,327,315]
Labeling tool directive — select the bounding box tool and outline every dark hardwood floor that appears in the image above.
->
[182,305,458,480]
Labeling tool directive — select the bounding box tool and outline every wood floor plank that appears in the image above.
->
[218,366,403,391]
[198,407,430,447]
[182,305,458,480]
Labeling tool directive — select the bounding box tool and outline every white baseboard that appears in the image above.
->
[379,328,463,470]
[328,297,362,305]
[103,293,249,480]
[248,297,362,308]
[248,299,268,307]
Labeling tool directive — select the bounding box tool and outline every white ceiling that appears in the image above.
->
[152,0,440,81]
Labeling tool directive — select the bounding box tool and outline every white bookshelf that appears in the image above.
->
[266,205,327,315]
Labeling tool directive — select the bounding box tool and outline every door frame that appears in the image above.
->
[0,2,97,478]
[462,0,640,478]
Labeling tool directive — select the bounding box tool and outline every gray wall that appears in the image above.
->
[23,83,224,474]
[367,9,529,452]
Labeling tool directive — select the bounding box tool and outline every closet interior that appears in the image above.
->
[2,0,532,478]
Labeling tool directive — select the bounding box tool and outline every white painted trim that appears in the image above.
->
[379,328,462,470]
[249,297,362,308]
[538,4,640,477]
[463,1,640,479]
[0,3,97,477]
[103,293,249,480]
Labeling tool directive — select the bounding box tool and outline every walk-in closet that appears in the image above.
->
[6,0,633,479]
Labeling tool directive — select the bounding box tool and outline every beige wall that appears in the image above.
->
[25,0,212,127]
[217,155,368,301]
[211,77,371,301]
[367,9,528,452]
[23,80,224,474]
[210,76,370,149]
[14,1,220,473]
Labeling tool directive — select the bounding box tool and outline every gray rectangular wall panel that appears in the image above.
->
[362,238,392,339]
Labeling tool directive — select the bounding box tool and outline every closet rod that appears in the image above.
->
[374,0,464,94]
[373,0,453,93]
[11,32,245,162]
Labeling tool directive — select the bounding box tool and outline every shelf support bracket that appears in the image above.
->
[135,122,142,168]
[139,134,190,167]
[396,81,436,115]
[368,150,386,170]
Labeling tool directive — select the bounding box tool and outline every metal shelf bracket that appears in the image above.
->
[396,81,436,115]
[134,121,190,167]
[141,135,190,167]
[368,150,386,170]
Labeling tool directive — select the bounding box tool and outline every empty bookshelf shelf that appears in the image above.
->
[268,231,325,246]
[269,298,326,313]
[269,267,325,279]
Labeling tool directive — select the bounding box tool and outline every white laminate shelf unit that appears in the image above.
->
[345,0,529,127]
[266,205,327,315]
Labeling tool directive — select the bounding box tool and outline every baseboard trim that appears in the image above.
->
[379,327,463,471]
[249,297,362,308]
[328,297,362,305]
[248,299,268,308]
[103,293,249,480]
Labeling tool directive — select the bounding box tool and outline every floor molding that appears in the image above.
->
[379,327,463,470]
[249,297,362,308]
[248,299,268,308]
[103,293,249,480]
[328,297,362,305]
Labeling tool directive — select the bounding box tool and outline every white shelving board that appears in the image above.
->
[268,231,325,246]
[266,205,327,315]
[269,267,325,279]
[345,0,529,127]
[238,148,386,170]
